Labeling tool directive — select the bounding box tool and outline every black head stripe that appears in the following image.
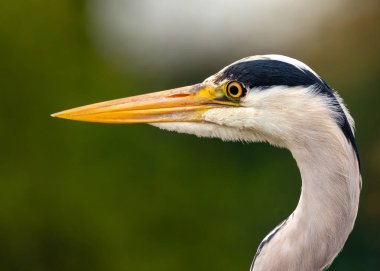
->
[215,60,318,88]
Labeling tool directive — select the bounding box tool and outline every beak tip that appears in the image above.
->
[51,111,68,119]
[51,111,64,118]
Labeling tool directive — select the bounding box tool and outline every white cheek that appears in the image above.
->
[150,122,218,138]
[202,107,288,146]
[202,107,259,128]
[150,122,263,142]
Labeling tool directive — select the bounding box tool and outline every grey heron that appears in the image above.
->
[52,55,361,270]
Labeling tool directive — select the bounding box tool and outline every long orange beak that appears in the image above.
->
[52,84,234,124]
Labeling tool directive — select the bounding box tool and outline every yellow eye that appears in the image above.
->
[226,81,246,99]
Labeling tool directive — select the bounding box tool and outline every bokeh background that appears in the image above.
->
[1,0,379,270]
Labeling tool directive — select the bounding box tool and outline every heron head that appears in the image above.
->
[52,55,355,148]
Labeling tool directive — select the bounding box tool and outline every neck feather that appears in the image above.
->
[251,126,361,271]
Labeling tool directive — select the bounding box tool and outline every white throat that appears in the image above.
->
[251,126,361,271]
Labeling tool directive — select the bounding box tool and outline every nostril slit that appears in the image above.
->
[168,93,191,98]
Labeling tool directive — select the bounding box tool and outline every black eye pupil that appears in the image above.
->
[229,85,239,96]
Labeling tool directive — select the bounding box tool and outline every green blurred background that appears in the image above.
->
[1,0,379,270]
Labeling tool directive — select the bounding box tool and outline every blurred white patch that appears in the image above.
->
[87,0,346,71]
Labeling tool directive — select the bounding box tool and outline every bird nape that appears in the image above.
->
[52,55,361,271]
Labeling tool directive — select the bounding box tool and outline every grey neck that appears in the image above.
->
[251,134,361,271]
